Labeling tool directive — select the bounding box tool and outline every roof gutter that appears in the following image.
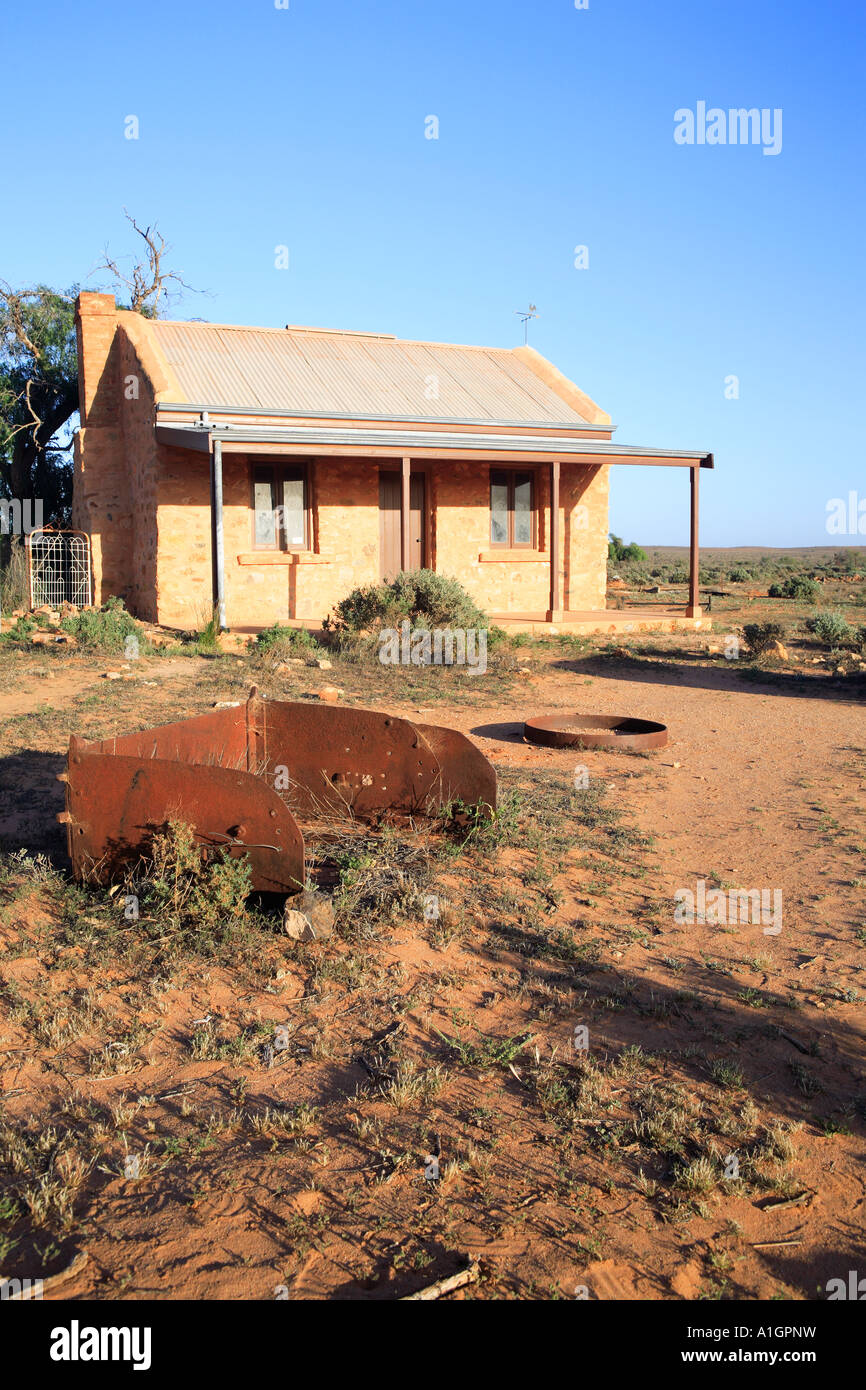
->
[155,401,616,433]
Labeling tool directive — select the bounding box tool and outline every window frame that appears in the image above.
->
[250,460,311,552]
[489,468,536,549]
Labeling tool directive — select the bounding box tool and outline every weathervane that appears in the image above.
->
[514,303,538,345]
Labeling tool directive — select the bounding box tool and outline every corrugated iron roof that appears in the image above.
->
[143,320,593,424]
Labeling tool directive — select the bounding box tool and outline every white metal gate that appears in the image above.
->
[26,529,92,609]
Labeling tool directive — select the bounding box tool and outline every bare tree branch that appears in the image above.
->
[95,210,199,316]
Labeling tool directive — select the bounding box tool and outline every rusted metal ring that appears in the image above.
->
[523,713,668,751]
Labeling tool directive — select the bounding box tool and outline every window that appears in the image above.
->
[489,469,535,548]
[251,462,310,550]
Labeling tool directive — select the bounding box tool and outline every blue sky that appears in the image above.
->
[3,0,863,546]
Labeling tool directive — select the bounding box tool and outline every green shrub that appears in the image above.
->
[806,611,854,647]
[729,566,752,583]
[134,820,253,955]
[196,612,220,650]
[255,623,320,662]
[329,569,488,633]
[743,622,786,655]
[608,535,647,565]
[61,596,143,654]
[768,576,819,602]
[3,613,37,642]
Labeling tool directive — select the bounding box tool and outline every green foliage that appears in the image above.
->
[608,534,647,565]
[806,610,855,647]
[61,595,143,653]
[768,576,820,601]
[742,621,786,655]
[729,566,753,583]
[255,622,320,657]
[329,569,489,633]
[435,1028,534,1069]
[0,284,79,525]
[2,613,37,642]
[196,612,220,650]
[134,820,253,955]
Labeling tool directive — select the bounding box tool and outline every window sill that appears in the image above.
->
[236,552,332,566]
[478,549,549,563]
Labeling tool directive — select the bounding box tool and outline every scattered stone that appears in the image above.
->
[315,658,333,670]
[284,888,335,941]
[318,685,343,702]
[282,909,315,941]
[770,641,789,660]
[102,671,123,680]
[213,700,241,709]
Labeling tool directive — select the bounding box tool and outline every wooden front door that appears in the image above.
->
[379,471,426,580]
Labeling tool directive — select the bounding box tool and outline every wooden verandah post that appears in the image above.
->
[546,457,562,622]
[400,456,411,571]
[686,463,701,617]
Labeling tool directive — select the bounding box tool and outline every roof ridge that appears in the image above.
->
[150,319,522,353]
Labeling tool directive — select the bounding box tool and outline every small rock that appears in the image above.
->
[213,700,241,709]
[288,888,335,939]
[318,686,343,702]
[770,640,789,660]
[315,658,333,670]
[282,909,317,942]
[102,671,123,680]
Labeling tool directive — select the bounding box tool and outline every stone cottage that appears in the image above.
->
[72,293,712,633]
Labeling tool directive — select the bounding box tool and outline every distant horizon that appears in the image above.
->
[636,542,866,555]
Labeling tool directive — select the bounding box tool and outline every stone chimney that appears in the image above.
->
[75,292,118,426]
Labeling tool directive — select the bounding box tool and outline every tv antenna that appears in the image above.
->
[514,303,538,344]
